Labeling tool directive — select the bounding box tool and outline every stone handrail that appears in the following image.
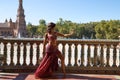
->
[0,38,120,74]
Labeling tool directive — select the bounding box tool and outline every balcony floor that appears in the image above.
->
[0,72,120,80]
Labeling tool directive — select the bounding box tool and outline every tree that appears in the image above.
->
[26,22,33,37]
[95,20,106,39]
[36,19,47,37]
[105,20,119,39]
[27,18,120,39]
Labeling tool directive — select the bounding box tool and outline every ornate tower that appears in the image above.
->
[16,0,26,37]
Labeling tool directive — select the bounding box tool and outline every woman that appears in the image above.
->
[35,22,74,78]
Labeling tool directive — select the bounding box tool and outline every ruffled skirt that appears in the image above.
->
[34,44,61,78]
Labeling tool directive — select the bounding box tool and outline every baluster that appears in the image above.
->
[74,44,78,66]
[3,43,7,66]
[93,44,97,67]
[68,43,72,66]
[81,44,84,67]
[118,43,120,68]
[112,44,117,67]
[62,43,65,66]
[36,43,40,66]
[62,43,65,57]
[30,43,33,66]
[23,43,27,66]
[87,44,91,67]
[16,43,20,65]
[10,43,14,66]
[106,44,110,67]
[100,44,104,67]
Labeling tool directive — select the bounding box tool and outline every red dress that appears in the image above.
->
[35,33,60,78]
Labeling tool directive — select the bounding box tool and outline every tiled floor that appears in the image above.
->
[0,73,120,80]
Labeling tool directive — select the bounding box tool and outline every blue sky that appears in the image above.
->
[0,0,120,25]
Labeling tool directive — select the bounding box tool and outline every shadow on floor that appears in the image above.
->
[13,73,29,80]
[0,73,116,80]
[38,73,115,80]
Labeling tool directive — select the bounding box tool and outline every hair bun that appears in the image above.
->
[48,22,56,28]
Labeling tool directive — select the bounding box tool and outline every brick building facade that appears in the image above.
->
[0,0,26,38]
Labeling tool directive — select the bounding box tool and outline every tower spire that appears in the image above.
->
[16,0,26,37]
[18,0,23,13]
[20,0,22,3]
[19,0,23,9]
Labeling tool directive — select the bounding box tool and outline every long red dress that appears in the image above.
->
[35,33,60,78]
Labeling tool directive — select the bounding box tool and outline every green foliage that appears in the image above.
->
[95,20,120,39]
[26,19,120,39]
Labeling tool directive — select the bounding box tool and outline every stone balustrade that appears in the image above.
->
[0,38,120,74]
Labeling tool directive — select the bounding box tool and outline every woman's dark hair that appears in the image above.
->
[47,22,56,33]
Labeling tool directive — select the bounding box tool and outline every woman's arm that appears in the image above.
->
[43,33,47,56]
[57,30,74,37]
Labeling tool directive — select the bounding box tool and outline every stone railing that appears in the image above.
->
[0,38,120,74]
